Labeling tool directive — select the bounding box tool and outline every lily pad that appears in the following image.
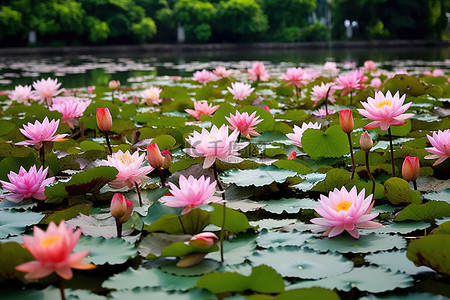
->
[0,242,34,282]
[0,209,44,238]
[366,250,435,275]
[2,286,107,300]
[159,259,221,276]
[249,246,353,279]
[208,233,257,265]
[407,234,450,275]
[311,168,350,193]
[384,177,421,205]
[301,126,349,158]
[256,230,314,248]
[220,165,296,187]
[394,201,450,221]
[293,173,327,191]
[260,198,317,214]
[245,288,339,300]
[360,221,430,235]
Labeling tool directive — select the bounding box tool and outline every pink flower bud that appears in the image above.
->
[88,86,96,93]
[186,232,218,249]
[176,252,207,268]
[96,108,112,132]
[360,131,373,151]
[108,80,120,90]
[161,150,172,169]
[402,156,420,181]
[132,96,140,104]
[110,193,134,223]
[263,106,271,114]
[287,151,297,160]
[339,109,354,133]
[370,78,382,90]
[147,143,165,169]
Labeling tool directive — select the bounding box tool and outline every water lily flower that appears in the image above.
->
[310,186,382,239]
[9,84,34,106]
[323,61,338,75]
[184,125,248,169]
[286,122,322,148]
[0,165,55,203]
[425,129,450,166]
[313,108,336,116]
[102,150,153,189]
[49,97,91,129]
[32,77,63,106]
[402,156,420,181]
[110,193,134,224]
[16,117,68,149]
[225,111,263,139]
[108,80,120,90]
[213,66,233,78]
[357,91,414,131]
[370,78,382,91]
[335,70,362,96]
[281,67,306,88]
[193,69,213,84]
[248,61,270,81]
[186,232,218,248]
[424,69,445,77]
[185,100,220,120]
[311,82,336,103]
[141,87,162,105]
[87,86,96,93]
[15,221,95,280]
[227,82,254,101]
[96,108,113,132]
[364,60,376,71]
[159,175,223,214]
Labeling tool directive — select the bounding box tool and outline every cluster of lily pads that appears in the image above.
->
[0,59,449,300]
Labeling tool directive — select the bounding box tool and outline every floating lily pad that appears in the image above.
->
[249,219,297,230]
[260,198,317,214]
[407,234,450,275]
[360,221,430,235]
[256,230,314,248]
[245,288,340,300]
[305,233,406,253]
[110,287,215,300]
[287,266,412,293]
[423,189,450,204]
[394,201,450,221]
[159,259,221,276]
[366,250,435,275]
[293,173,327,191]
[208,233,257,265]
[0,209,44,238]
[249,246,353,279]
[74,235,138,265]
[2,286,107,300]
[360,292,449,300]
[311,168,349,193]
[384,177,421,205]
[220,165,296,187]
[0,242,34,282]
[301,126,349,158]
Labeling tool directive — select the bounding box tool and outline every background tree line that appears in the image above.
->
[0,0,447,46]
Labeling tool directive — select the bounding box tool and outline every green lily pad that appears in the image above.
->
[208,233,257,265]
[423,189,450,204]
[197,264,285,294]
[394,201,450,221]
[302,125,349,158]
[360,221,430,235]
[384,177,421,205]
[311,168,350,193]
[249,246,353,279]
[80,141,106,152]
[256,230,314,248]
[293,173,327,191]
[159,259,221,276]
[366,250,435,275]
[73,235,138,265]
[65,166,119,195]
[152,134,177,150]
[273,159,311,174]
[384,74,442,98]
[245,287,339,300]
[0,209,44,238]
[240,105,275,133]
[260,198,317,214]
[407,234,450,275]
[374,119,411,137]
[360,292,449,300]
[249,219,297,230]
[288,266,412,293]
[304,233,406,253]
[220,165,296,187]
[0,242,34,282]
[0,120,15,136]
[432,221,450,235]
[103,267,199,291]
[2,286,107,300]
[42,204,92,225]
[110,287,216,300]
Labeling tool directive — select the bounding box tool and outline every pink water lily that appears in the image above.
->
[227,82,254,101]
[281,67,306,88]
[16,117,68,149]
[185,100,220,120]
[193,69,213,84]
[323,61,338,75]
[225,111,263,138]
[9,84,34,106]
[159,175,223,214]
[311,186,382,239]
[184,125,248,169]
[313,108,336,116]
[50,97,91,129]
[213,67,233,78]
[335,70,362,96]
[311,82,336,103]
[357,91,414,131]
[248,62,270,81]
[102,150,153,189]
[0,165,55,203]
[286,122,322,148]
[15,221,95,280]
[32,77,63,106]
[425,129,450,166]
[141,87,162,105]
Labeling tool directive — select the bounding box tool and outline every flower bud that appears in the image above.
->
[96,108,112,132]
[161,150,172,170]
[176,253,207,268]
[147,143,165,169]
[88,86,96,93]
[402,156,420,181]
[360,131,373,151]
[339,110,354,133]
[263,106,271,114]
[108,80,120,90]
[287,151,297,160]
[110,193,134,223]
[186,232,218,249]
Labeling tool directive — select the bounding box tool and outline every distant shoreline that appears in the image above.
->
[0,40,448,57]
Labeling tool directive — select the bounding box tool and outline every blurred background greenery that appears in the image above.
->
[0,0,448,46]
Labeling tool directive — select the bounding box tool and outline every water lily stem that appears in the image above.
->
[237,132,241,143]
[413,180,417,191]
[212,161,226,263]
[115,218,122,238]
[178,216,187,234]
[57,275,66,300]
[104,132,112,155]
[111,90,114,102]
[388,127,395,177]
[324,86,332,116]
[350,91,353,106]
[347,133,355,179]
[158,169,166,187]
[365,150,376,195]
[135,182,142,207]
[40,142,45,168]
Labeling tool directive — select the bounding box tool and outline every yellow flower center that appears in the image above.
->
[376,100,392,108]
[117,153,133,165]
[336,201,352,212]
[40,235,63,248]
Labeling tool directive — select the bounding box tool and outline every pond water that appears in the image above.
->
[0,46,449,90]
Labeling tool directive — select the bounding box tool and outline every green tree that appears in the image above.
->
[174,0,216,42]
[0,6,23,43]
